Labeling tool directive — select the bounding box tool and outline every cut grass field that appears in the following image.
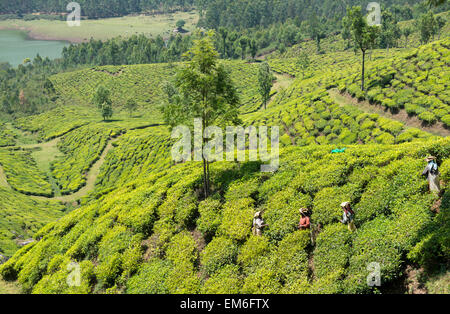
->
[0,11,199,43]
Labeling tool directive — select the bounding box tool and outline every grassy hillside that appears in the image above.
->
[0,149,53,197]
[0,12,199,43]
[0,123,16,147]
[0,138,448,293]
[333,39,450,127]
[14,60,261,142]
[0,188,66,257]
[0,29,448,294]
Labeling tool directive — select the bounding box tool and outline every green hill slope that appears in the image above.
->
[1,138,448,293]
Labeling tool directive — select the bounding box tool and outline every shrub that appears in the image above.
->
[273,230,309,281]
[376,133,395,145]
[264,188,312,241]
[97,225,134,262]
[241,266,282,294]
[237,235,271,268]
[338,128,358,144]
[201,265,242,294]
[418,111,437,124]
[219,198,254,241]
[126,259,171,294]
[200,237,238,275]
[314,224,351,280]
[165,232,198,266]
[95,252,123,288]
[441,114,450,127]
[166,261,201,294]
[343,217,401,293]
[197,198,222,238]
[312,184,361,225]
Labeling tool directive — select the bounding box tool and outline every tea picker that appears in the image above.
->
[252,211,268,236]
[422,156,440,194]
[340,202,357,232]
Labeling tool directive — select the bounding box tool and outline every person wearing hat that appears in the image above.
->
[252,211,268,236]
[422,156,440,194]
[298,208,311,230]
[340,202,356,232]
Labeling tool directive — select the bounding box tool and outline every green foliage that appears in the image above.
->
[258,62,274,110]
[166,232,198,266]
[127,259,171,294]
[197,198,222,238]
[0,123,16,147]
[201,264,242,294]
[0,149,53,196]
[237,235,271,268]
[219,198,254,241]
[314,224,351,285]
[200,236,238,275]
[0,189,65,257]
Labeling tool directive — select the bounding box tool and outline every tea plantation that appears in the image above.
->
[0,138,448,293]
[0,20,449,294]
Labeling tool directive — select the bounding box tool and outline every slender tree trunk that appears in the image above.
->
[202,158,208,197]
[206,161,210,194]
[361,50,366,91]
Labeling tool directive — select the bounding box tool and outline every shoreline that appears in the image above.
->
[0,25,82,43]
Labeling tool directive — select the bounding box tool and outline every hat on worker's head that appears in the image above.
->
[340,202,350,208]
[254,211,261,218]
[299,208,308,215]
[425,156,436,162]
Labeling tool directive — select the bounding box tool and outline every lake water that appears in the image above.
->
[0,29,69,67]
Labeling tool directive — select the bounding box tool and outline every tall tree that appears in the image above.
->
[347,6,380,91]
[380,10,401,55]
[307,14,325,53]
[218,27,229,58]
[297,51,310,78]
[402,26,413,48]
[249,39,258,60]
[416,11,436,43]
[239,36,249,60]
[161,33,240,197]
[93,85,113,121]
[257,62,274,110]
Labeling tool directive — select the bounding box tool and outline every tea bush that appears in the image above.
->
[0,149,53,196]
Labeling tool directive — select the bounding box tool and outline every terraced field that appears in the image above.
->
[0,29,449,295]
[1,137,447,293]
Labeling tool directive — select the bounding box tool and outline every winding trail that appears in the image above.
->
[0,136,120,203]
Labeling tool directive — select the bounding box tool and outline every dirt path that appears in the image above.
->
[329,89,450,137]
[0,165,11,190]
[254,72,295,112]
[0,135,120,203]
[0,279,21,294]
[30,137,120,203]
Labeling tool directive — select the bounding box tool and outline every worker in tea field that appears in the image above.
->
[298,208,311,230]
[340,202,357,232]
[252,211,268,236]
[422,156,440,194]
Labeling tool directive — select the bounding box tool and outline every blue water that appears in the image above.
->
[0,29,69,67]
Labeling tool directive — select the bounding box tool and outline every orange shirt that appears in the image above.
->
[299,216,310,229]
